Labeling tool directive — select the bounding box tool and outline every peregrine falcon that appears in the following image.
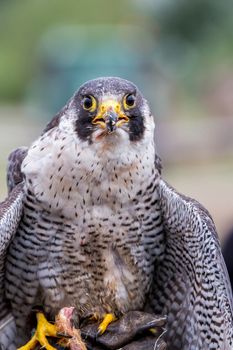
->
[0,77,232,350]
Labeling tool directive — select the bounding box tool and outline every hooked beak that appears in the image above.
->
[105,111,118,133]
[92,100,129,133]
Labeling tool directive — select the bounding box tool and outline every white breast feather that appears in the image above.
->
[22,113,156,220]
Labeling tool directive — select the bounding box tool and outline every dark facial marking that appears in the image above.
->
[75,111,94,143]
[128,114,145,142]
[55,77,147,143]
[125,94,145,142]
[73,92,97,143]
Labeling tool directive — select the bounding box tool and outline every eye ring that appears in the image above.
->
[123,93,136,109]
[82,95,97,112]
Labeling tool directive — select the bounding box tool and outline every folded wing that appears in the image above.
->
[148,179,233,350]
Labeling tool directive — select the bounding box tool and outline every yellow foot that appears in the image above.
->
[97,313,117,335]
[18,312,58,350]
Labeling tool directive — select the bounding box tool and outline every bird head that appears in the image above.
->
[74,77,149,143]
[23,78,160,213]
[46,77,155,151]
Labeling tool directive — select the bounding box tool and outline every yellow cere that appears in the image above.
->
[92,99,129,127]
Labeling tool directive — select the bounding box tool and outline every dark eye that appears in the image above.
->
[82,95,97,111]
[124,94,136,109]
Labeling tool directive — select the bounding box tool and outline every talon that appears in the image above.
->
[97,313,117,335]
[18,312,58,350]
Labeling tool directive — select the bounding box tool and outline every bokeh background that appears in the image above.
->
[0,0,233,243]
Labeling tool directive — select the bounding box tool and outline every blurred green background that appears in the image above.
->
[0,0,233,241]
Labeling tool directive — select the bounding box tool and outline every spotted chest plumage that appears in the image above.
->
[2,77,233,350]
[5,95,164,333]
[6,147,163,323]
[8,181,161,316]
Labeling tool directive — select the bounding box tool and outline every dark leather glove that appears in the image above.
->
[44,310,167,350]
[81,311,167,350]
